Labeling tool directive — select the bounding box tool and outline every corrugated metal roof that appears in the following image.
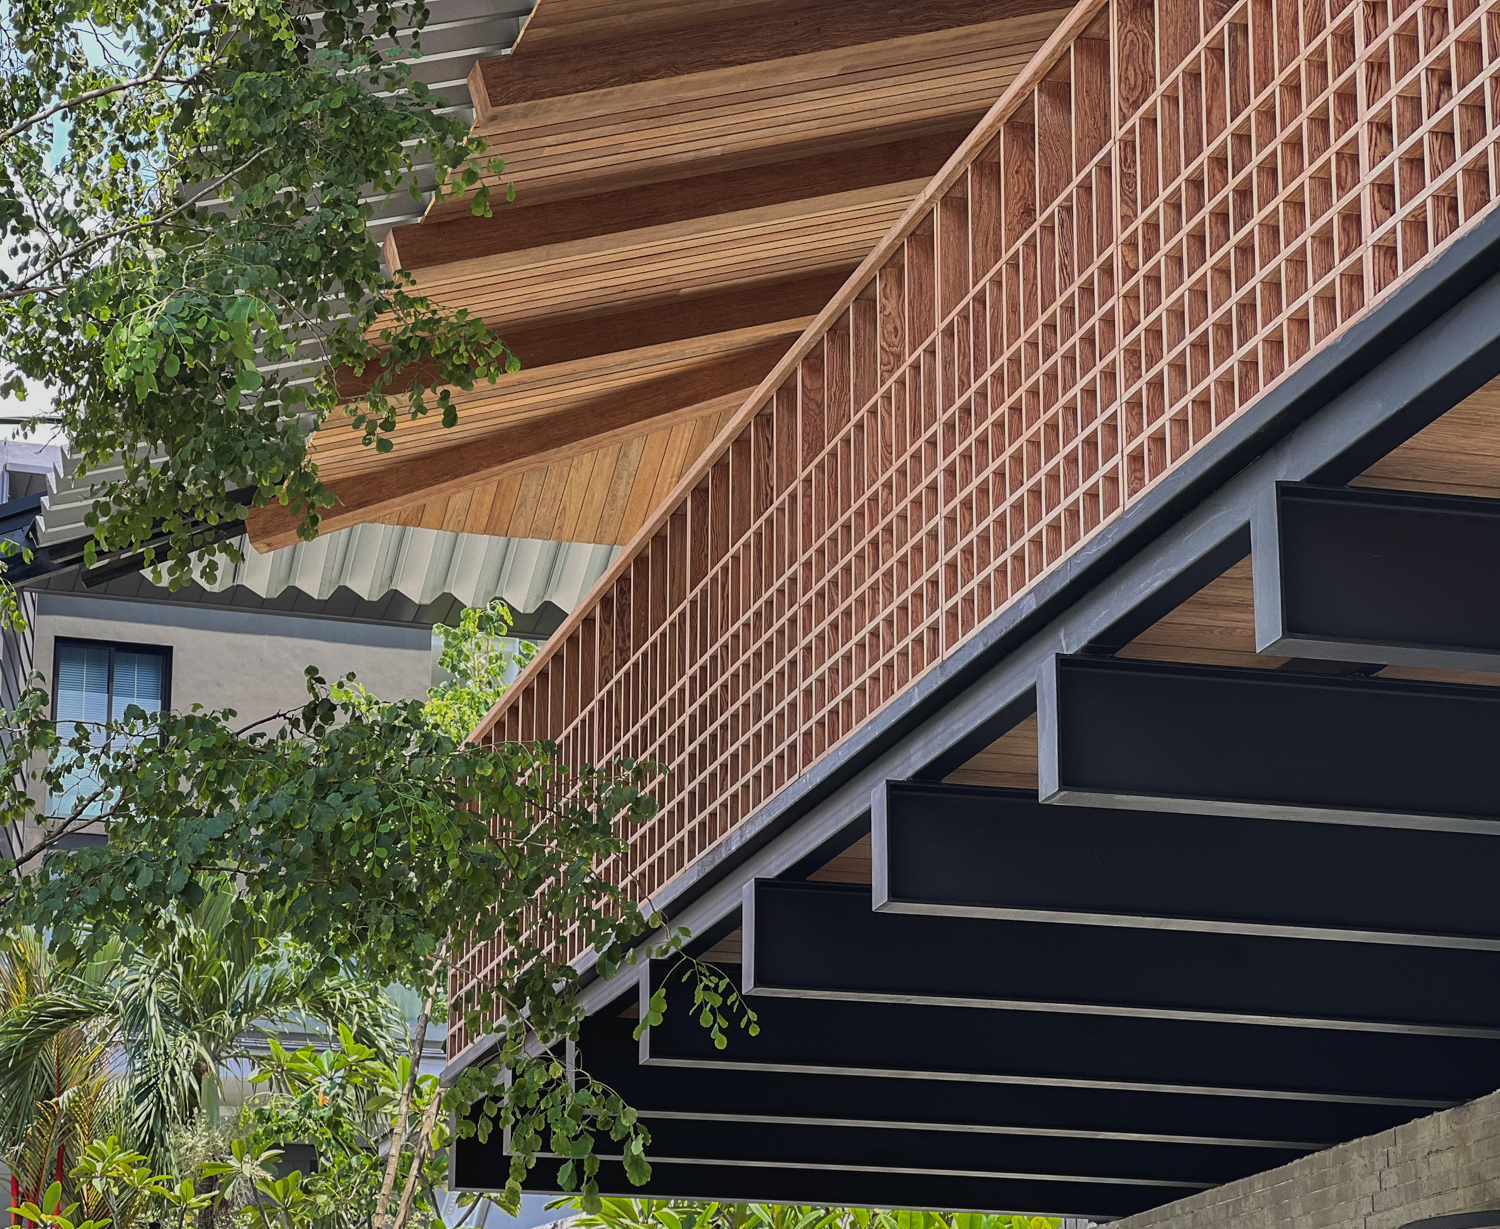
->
[14,449,618,629]
[216,523,614,614]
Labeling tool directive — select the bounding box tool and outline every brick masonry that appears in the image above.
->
[1113,1091,1500,1229]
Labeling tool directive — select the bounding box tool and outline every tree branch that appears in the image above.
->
[372,988,432,1229]
[3,146,272,295]
[1,8,207,145]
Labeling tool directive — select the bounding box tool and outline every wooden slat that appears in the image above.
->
[405,186,930,326]
[465,13,1066,204]
[251,346,778,549]
[946,713,1040,789]
[473,0,1067,112]
[807,836,874,883]
[374,402,738,547]
[308,328,799,481]
[337,270,850,399]
[387,132,968,271]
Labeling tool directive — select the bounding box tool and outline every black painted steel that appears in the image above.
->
[583,1113,1296,1187]
[874,782,1500,945]
[1255,482,1500,670]
[1038,654,1500,828]
[639,963,1500,1105]
[745,879,1500,1033]
[578,1016,1413,1149]
[456,1154,1205,1216]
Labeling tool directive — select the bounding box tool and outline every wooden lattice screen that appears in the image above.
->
[451,0,1500,1056]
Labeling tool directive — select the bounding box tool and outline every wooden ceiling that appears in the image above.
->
[247,0,1070,551]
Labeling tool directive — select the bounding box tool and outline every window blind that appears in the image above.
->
[50,641,168,819]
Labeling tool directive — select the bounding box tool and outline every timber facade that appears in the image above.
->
[277,0,1500,1216]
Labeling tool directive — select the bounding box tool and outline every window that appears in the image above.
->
[50,639,171,818]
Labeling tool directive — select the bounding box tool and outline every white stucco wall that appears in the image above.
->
[31,591,435,724]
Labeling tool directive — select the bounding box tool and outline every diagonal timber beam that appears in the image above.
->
[330,271,848,400]
[638,962,1500,1107]
[249,341,787,550]
[391,134,964,271]
[873,782,1500,948]
[1253,482,1500,671]
[469,0,1064,113]
[743,879,1500,1035]
[1038,655,1500,831]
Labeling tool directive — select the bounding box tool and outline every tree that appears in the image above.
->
[0,931,122,1217]
[0,595,674,1220]
[421,601,534,743]
[0,0,735,1207]
[554,1196,1062,1229]
[1,0,518,588]
[0,881,404,1175]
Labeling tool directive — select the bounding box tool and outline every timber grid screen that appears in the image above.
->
[452,0,1500,1049]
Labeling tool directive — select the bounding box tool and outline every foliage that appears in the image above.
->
[423,599,535,743]
[233,1026,441,1229]
[0,0,519,588]
[636,957,759,1051]
[0,931,122,1216]
[556,1198,1062,1229]
[0,625,669,1216]
[0,882,403,1174]
[13,1136,265,1229]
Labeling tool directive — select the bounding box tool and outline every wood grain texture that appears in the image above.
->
[251,344,781,549]
[385,131,967,272]
[310,2,1068,581]
[474,0,1069,113]
[333,271,850,400]
[462,12,1066,206]
[404,185,924,331]
[355,402,740,547]
[946,713,1039,789]
[807,835,874,883]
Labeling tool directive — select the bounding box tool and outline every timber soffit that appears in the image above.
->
[244,0,1070,551]
[450,0,1500,1053]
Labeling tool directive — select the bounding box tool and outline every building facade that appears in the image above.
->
[18,0,1500,1219]
[266,0,1500,1219]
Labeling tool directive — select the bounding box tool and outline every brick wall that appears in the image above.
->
[1115,1093,1500,1229]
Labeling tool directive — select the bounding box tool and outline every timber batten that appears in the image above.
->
[247,0,1067,552]
[453,0,1500,1054]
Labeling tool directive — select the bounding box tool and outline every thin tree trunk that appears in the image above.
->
[390,1076,445,1229]
[372,992,432,1229]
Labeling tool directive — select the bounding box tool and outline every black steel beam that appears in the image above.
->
[460,1154,1203,1217]
[873,781,1500,947]
[744,879,1500,1034]
[575,1015,1416,1151]
[1254,481,1500,670]
[547,1111,1296,1189]
[639,962,1500,1106]
[1038,654,1500,830]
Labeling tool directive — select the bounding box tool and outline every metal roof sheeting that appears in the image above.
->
[205,524,618,618]
[14,449,619,628]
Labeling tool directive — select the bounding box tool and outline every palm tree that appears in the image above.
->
[0,881,404,1174]
[0,929,121,1213]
